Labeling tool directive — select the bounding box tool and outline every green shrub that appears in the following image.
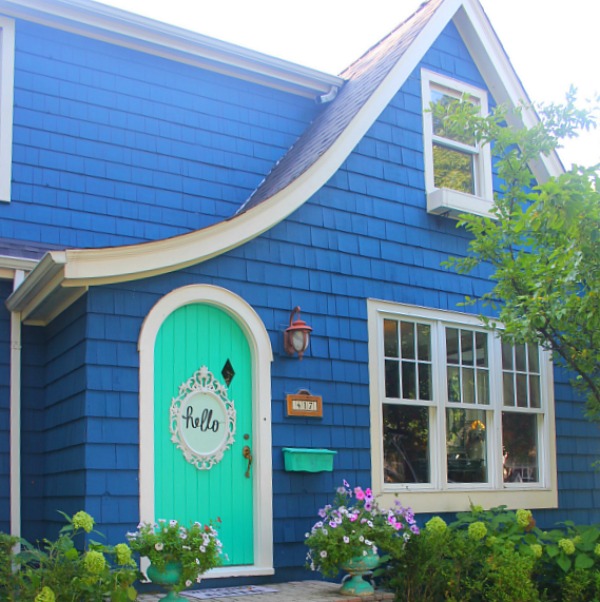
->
[2,511,138,601]
[0,532,20,598]
[387,513,539,602]
[534,521,600,601]
[386,506,600,601]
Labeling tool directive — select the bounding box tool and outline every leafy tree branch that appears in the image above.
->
[441,89,600,418]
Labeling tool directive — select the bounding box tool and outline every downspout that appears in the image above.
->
[10,270,24,538]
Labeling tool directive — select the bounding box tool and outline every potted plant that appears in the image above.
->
[127,518,222,600]
[304,481,419,595]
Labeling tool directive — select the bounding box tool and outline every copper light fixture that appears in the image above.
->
[284,306,312,360]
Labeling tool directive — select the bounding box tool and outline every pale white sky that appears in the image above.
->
[98,0,599,168]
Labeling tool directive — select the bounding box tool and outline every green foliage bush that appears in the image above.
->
[387,506,600,602]
[1,532,20,596]
[0,511,138,601]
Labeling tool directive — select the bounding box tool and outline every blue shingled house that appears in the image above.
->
[0,0,598,582]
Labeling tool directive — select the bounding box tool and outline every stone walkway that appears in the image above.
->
[137,580,395,602]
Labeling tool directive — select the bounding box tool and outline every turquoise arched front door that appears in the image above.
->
[153,303,253,565]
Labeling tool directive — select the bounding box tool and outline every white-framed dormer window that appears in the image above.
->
[0,17,15,203]
[421,69,493,218]
[367,299,558,514]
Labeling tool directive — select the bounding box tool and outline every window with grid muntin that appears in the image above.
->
[378,308,549,493]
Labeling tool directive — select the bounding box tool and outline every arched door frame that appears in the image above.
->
[138,284,274,577]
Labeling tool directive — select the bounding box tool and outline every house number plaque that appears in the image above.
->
[286,392,323,418]
[170,365,236,470]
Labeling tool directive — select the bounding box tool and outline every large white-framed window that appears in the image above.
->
[0,17,15,203]
[421,69,493,218]
[368,299,557,513]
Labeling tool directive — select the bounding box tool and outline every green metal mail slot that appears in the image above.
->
[282,447,337,472]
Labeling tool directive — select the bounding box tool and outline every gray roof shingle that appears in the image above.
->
[237,0,443,214]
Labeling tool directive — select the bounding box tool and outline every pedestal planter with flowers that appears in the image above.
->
[304,481,418,595]
[127,518,223,600]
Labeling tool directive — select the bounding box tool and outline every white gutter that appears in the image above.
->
[10,269,24,538]
[0,0,343,98]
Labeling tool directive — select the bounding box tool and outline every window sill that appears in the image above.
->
[376,487,558,514]
[427,188,494,219]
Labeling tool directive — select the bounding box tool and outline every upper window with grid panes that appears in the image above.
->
[421,70,494,218]
[368,301,557,512]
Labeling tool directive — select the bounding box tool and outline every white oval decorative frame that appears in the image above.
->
[169,365,236,470]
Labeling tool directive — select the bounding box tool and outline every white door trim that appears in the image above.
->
[138,284,274,576]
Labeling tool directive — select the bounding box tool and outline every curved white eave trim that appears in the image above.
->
[26,0,466,292]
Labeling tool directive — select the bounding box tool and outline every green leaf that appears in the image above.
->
[574,553,595,570]
[556,553,572,573]
[546,545,559,558]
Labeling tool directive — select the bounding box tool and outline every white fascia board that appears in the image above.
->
[0,0,342,98]
[5,252,66,312]
[455,0,564,180]
[0,254,38,272]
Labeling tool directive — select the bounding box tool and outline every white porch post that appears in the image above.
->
[10,270,24,538]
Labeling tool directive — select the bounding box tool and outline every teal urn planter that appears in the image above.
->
[146,562,186,601]
[339,551,380,596]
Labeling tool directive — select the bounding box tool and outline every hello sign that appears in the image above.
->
[169,365,236,470]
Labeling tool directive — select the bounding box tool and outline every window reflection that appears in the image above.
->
[446,409,487,483]
[503,413,538,483]
[433,144,475,194]
[383,404,430,484]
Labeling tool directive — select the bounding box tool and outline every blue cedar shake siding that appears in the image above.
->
[10,15,599,580]
[8,19,318,248]
[47,22,598,580]
[20,323,47,542]
[21,297,89,542]
[0,281,12,533]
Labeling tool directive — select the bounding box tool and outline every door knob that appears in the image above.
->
[242,445,253,478]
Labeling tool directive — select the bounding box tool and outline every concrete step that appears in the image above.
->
[137,580,395,602]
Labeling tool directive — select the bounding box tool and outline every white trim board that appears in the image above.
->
[137,284,274,577]
[0,17,14,203]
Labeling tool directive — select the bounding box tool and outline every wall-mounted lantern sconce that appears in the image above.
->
[284,306,312,360]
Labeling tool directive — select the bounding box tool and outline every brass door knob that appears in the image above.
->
[242,445,253,478]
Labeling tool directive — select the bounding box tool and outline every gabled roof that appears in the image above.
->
[7,0,564,325]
